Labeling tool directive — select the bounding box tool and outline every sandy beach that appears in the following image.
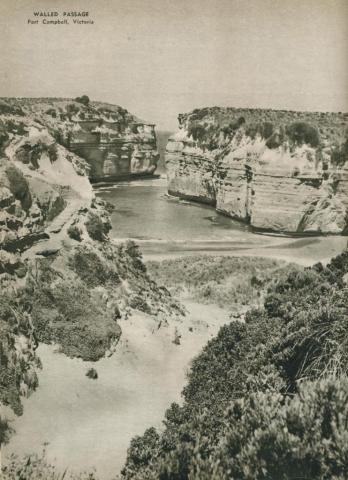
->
[137,235,347,266]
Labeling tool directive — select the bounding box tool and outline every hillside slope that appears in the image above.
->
[0,101,182,421]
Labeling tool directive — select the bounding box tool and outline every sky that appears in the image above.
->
[0,0,347,130]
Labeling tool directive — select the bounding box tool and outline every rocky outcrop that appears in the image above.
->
[69,118,159,182]
[166,107,348,234]
[0,97,159,182]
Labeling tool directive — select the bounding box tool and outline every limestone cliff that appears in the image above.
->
[0,101,181,418]
[0,97,159,182]
[166,107,348,234]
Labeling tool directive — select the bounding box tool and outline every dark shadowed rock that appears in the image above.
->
[36,248,60,257]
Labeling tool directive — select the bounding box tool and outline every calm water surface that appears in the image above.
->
[96,177,347,264]
[96,177,251,242]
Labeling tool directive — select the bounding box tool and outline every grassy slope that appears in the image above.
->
[147,255,300,312]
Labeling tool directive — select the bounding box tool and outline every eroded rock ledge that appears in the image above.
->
[0,97,159,182]
[166,107,348,234]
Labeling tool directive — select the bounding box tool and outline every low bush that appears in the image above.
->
[47,143,58,162]
[86,368,98,380]
[85,211,111,241]
[75,95,90,106]
[124,240,146,272]
[331,138,348,166]
[68,245,120,287]
[67,224,82,241]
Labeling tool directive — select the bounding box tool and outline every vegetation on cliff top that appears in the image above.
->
[182,106,348,165]
[0,96,144,130]
[121,249,348,479]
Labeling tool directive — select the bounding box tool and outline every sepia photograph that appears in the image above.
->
[0,0,348,478]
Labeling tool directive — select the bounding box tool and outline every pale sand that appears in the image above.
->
[141,235,347,266]
[4,300,230,479]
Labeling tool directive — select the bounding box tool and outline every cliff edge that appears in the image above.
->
[0,97,159,182]
[166,107,348,234]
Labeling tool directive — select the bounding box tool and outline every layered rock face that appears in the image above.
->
[69,117,159,182]
[166,107,348,234]
[0,98,159,183]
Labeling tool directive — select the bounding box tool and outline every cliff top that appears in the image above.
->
[0,96,149,125]
[177,106,348,160]
[180,105,348,127]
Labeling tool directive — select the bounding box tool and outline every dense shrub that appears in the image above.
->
[183,107,346,153]
[85,211,111,241]
[68,245,120,287]
[66,103,79,115]
[244,121,274,141]
[67,224,82,241]
[24,257,121,361]
[261,121,274,138]
[0,289,40,415]
[75,95,90,106]
[124,240,146,272]
[122,428,161,478]
[188,124,207,142]
[245,122,260,140]
[0,100,24,116]
[67,225,82,242]
[211,377,348,479]
[331,138,348,166]
[221,117,246,136]
[146,378,348,480]
[47,143,58,162]
[286,121,320,147]
[0,123,9,150]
